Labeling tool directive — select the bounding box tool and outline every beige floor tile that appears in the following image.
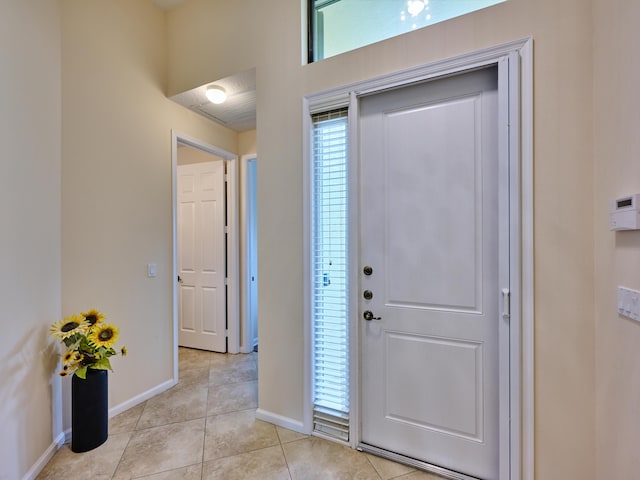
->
[208,358,257,386]
[112,418,205,480]
[36,432,131,480]
[276,426,309,444]
[203,409,279,462]
[209,352,255,369]
[202,445,290,480]
[283,437,381,480]
[207,380,257,415]
[110,402,145,434]
[178,367,210,388]
[365,453,415,479]
[179,347,215,372]
[136,383,208,430]
[131,464,202,480]
[42,348,443,480]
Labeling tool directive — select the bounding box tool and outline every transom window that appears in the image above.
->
[308,0,507,63]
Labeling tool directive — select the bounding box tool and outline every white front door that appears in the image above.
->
[177,160,227,352]
[359,67,501,479]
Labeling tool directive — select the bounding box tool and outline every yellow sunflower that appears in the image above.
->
[62,350,83,365]
[58,369,71,377]
[120,346,128,357]
[81,308,105,327]
[62,351,75,364]
[88,323,119,349]
[50,315,88,340]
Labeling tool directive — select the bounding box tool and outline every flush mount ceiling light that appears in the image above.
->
[407,0,426,17]
[400,0,430,29]
[205,85,227,104]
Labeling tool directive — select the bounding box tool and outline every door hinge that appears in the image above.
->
[224,225,229,234]
[224,174,229,182]
[225,329,229,337]
[501,288,511,320]
[224,277,229,285]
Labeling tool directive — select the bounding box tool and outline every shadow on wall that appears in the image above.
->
[0,326,61,461]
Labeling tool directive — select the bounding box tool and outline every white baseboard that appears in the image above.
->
[27,377,176,480]
[108,378,176,418]
[22,431,66,480]
[255,408,309,434]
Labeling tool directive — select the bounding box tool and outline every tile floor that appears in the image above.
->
[38,347,443,480]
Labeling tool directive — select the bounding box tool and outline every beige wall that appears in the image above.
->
[60,0,238,429]
[593,1,640,478]
[177,145,224,165]
[176,130,255,165]
[167,1,596,479]
[238,129,257,157]
[0,1,62,479]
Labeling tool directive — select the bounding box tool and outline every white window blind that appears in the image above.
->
[311,108,350,442]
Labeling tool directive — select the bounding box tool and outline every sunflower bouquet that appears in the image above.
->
[50,309,127,379]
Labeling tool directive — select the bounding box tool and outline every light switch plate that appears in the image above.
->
[618,286,640,322]
[147,263,157,278]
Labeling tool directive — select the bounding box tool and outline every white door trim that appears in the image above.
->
[303,38,533,480]
[240,153,258,353]
[171,130,240,376]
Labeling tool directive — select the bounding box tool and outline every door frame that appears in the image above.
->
[171,130,240,379]
[240,153,258,353]
[303,38,533,480]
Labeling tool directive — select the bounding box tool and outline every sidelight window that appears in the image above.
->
[310,107,350,441]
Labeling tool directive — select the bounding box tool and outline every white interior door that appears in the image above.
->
[178,160,227,352]
[359,67,501,479]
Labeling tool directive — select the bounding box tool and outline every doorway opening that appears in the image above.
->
[241,154,258,353]
[171,131,240,381]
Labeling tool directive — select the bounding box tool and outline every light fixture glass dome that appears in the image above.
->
[407,0,426,17]
[205,86,227,104]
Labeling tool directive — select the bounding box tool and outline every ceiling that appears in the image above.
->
[169,68,257,133]
[153,0,256,133]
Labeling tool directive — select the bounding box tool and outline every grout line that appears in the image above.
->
[110,422,137,479]
[108,399,150,478]
[201,352,213,477]
[279,440,294,480]
[362,451,384,480]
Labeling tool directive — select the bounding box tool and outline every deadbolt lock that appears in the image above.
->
[363,266,373,276]
[363,290,373,300]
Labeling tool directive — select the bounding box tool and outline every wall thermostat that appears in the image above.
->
[610,194,640,230]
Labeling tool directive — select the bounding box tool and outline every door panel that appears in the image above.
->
[178,161,227,352]
[385,96,481,311]
[385,333,483,440]
[360,67,500,479]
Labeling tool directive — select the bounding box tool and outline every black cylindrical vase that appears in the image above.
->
[71,369,108,453]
